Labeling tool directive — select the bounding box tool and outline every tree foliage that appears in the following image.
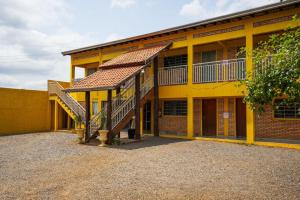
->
[241,22,300,113]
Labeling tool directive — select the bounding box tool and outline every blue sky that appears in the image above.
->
[0,0,278,90]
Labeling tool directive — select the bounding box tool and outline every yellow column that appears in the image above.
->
[187,39,194,86]
[224,98,229,137]
[70,64,75,85]
[187,37,194,138]
[187,96,194,138]
[67,115,71,129]
[245,22,255,144]
[85,68,88,77]
[140,106,143,136]
[54,100,58,131]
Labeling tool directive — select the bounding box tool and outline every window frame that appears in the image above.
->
[273,99,300,120]
[163,100,187,116]
[163,54,188,68]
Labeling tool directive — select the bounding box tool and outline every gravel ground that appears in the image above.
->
[0,132,299,200]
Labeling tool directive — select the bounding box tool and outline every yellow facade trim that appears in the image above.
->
[254,141,300,150]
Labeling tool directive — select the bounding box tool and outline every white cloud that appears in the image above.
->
[0,0,98,90]
[111,0,136,8]
[180,0,278,19]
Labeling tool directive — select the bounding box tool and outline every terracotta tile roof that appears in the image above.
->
[65,44,170,92]
[67,65,144,92]
[100,44,170,68]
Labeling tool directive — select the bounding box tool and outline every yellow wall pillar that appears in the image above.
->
[140,106,143,136]
[187,96,194,138]
[245,22,255,144]
[187,39,193,86]
[224,98,229,137]
[67,115,71,129]
[187,38,194,138]
[70,64,75,85]
[54,100,58,131]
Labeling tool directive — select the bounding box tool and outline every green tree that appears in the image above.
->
[240,22,300,113]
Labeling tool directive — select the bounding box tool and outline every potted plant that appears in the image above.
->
[75,115,84,144]
[98,111,109,147]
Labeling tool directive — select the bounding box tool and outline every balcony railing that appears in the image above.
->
[193,58,246,83]
[158,65,187,86]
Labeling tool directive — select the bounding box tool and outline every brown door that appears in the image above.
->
[236,98,246,138]
[202,99,217,136]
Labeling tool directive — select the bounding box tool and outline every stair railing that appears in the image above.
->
[48,81,86,122]
[112,75,154,129]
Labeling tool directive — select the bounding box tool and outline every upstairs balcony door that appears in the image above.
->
[201,50,217,82]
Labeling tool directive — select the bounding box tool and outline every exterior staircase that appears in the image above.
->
[48,81,86,123]
[48,76,153,139]
[89,75,154,138]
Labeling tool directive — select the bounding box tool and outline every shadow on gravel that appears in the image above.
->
[87,135,188,150]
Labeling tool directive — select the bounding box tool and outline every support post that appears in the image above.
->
[116,87,121,138]
[187,42,194,138]
[135,73,141,140]
[107,90,113,143]
[54,100,58,131]
[70,64,75,85]
[85,91,90,143]
[67,115,71,130]
[153,57,159,136]
[187,42,193,86]
[187,96,194,138]
[245,22,255,144]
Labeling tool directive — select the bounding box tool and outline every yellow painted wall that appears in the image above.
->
[0,88,50,135]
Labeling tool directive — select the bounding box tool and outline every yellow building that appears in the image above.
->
[49,1,300,146]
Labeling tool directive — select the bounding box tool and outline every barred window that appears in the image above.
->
[164,55,187,68]
[274,99,300,119]
[163,101,187,116]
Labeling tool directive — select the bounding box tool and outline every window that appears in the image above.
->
[87,68,97,76]
[164,55,187,68]
[92,101,98,115]
[163,100,187,116]
[274,99,300,119]
[202,50,216,63]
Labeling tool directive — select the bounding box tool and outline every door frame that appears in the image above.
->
[201,98,217,137]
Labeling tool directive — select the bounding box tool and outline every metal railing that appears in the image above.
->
[111,75,154,129]
[193,58,246,83]
[112,77,135,112]
[48,81,86,122]
[158,65,187,86]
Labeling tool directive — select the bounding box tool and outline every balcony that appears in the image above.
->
[193,58,246,83]
[158,65,187,86]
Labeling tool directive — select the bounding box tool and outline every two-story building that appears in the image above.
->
[48,0,300,146]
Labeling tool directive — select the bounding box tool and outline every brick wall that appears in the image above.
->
[193,99,201,137]
[159,115,187,136]
[159,100,187,136]
[255,105,300,140]
[217,99,224,136]
[228,98,236,137]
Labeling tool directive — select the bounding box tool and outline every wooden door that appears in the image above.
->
[236,98,246,138]
[202,99,217,136]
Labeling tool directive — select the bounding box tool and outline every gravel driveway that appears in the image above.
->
[0,132,299,200]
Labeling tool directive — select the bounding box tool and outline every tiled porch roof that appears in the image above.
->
[65,44,170,92]
[66,65,144,92]
[100,44,170,68]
